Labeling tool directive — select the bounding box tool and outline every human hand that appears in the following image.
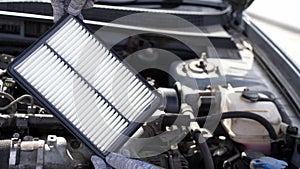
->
[51,0,94,23]
[91,153,161,169]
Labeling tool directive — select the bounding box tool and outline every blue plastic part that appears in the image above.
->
[250,156,288,169]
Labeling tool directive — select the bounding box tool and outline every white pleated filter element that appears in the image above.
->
[9,16,161,155]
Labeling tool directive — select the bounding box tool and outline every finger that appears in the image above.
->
[91,155,107,169]
[67,0,87,16]
[106,153,160,169]
[106,153,138,169]
[84,0,94,9]
[51,0,65,23]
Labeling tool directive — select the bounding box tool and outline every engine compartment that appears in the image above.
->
[0,3,300,169]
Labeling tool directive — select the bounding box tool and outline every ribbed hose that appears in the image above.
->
[193,130,215,169]
[194,111,278,140]
[0,140,11,169]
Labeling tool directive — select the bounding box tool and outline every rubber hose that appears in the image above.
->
[194,111,277,140]
[193,130,215,169]
[257,91,290,124]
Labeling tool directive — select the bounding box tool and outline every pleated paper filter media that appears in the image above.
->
[8,16,161,157]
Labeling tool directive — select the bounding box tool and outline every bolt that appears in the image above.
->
[12,133,20,139]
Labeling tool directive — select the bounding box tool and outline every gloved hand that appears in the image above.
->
[51,0,94,23]
[91,153,161,169]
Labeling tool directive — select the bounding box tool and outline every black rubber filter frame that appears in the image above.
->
[7,15,162,158]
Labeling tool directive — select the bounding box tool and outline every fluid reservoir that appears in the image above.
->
[221,89,282,155]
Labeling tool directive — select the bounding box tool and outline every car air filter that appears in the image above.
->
[8,15,161,157]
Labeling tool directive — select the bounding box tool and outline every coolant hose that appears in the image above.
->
[193,130,215,169]
[258,91,290,124]
[193,111,278,140]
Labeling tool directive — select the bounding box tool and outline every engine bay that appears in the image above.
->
[0,2,300,169]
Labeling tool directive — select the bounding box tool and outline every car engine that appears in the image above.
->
[0,30,299,168]
[0,1,299,169]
